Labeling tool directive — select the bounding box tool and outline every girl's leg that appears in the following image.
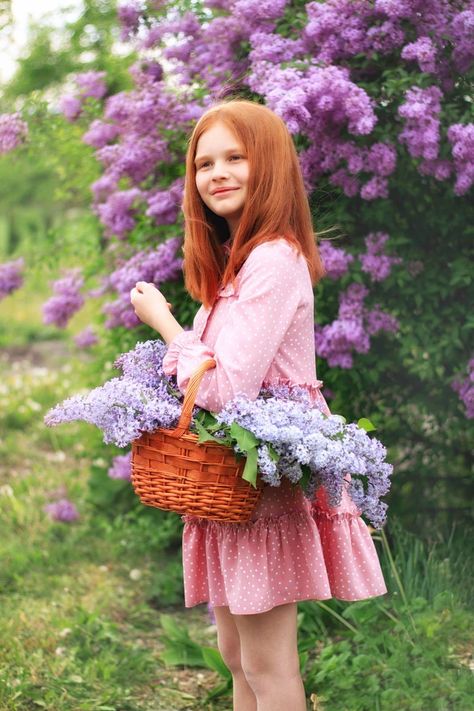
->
[234,602,307,711]
[213,605,257,711]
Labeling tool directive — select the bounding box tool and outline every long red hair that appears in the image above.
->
[182,100,325,308]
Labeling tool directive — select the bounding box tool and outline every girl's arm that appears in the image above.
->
[162,239,305,412]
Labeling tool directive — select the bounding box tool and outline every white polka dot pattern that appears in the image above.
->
[163,238,388,614]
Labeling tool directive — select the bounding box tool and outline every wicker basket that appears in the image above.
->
[131,358,263,523]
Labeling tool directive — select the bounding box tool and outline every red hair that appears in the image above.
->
[182,100,325,308]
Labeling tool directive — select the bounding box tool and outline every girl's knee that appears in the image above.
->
[217,634,242,675]
[241,653,301,692]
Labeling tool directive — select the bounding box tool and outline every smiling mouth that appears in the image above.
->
[212,188,239,195]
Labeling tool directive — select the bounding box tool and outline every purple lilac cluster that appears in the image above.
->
[0,258,24,299]
[0,112,28,154]
[44,339,182,447]
[108,452,132,480]
[74,326,98,348]
[319,241,354,280]
[447,123,474,196]
[451,357,474,419]
[103,236,183,329]
[44,498,79,523]
[315,283,400,368]
[359,232,403,282]
[216,384,392,529]
[42,269,85,328]
[59,71,107,123]
[117,2,142,41]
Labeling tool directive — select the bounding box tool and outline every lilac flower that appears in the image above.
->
[451,357,474,419]
[359,232,402,282]
[94,188,145,239]
[59,95,83,122]
[315,282,399,368]
[44,340,182,447]
[0,112,28,153]
[82,120,121,148]
[145,179,184,226]
[447,123,474,196]
[108,452,132,480]
[75,71,107,100]
[0,258,24,299]
[398,86,443,163]
[117,2,142,41]
[401,36,437,74]
[216,385,392,528]
[42,269,85,328]
[319,241,355,280]
[74,326,98,348]
[44,498,79,523]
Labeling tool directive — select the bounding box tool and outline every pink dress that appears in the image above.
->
[163,238,388,615]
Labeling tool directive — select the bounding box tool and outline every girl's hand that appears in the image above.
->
[130,282,173,334]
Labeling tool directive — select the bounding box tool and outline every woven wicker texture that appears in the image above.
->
[131,358,262,522]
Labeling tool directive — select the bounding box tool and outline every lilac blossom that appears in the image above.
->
[401,36,437,73]
[74,326,98,348]
[0,112,28,153]
[42,269,85,328]
[145,179,184,226]
[216,384,392,529]
[75,71,107,100]
[0,258,24,299]
[44,340,182,447]
[44,498,79,523]
[59,95,83,122]
[102,236,183,329]
[315,282,399,368]
[447,123,474,196]
[108,452,132,480]
[94,188,145,239]
[451,358,474,419]
[319,241,355,279]
[82,120,121,148]
[359,232,402,282]
[117,2,142,41]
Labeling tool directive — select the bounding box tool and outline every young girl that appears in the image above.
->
[130,100,387,711]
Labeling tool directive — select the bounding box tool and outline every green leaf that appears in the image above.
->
[193,418,224,443]
[357,417,377,432]
[230,421,259,451]
[201,647,232,679]
[268,444,280,462]
[299,464,312,491]
[242,446,258,488]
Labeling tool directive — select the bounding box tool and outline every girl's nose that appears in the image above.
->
[211,161,230,180]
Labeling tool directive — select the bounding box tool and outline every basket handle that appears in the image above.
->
[169,358,216,438]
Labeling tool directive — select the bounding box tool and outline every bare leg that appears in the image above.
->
[234,602,307,711]
[213,605,257,711]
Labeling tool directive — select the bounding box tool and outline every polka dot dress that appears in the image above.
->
[163,238,388,615]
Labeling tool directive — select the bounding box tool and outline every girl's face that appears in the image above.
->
[194,121,249,235]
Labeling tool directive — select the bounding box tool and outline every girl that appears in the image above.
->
[130,100,387,711]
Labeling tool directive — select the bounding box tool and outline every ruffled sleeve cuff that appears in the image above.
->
[162,330,215,392]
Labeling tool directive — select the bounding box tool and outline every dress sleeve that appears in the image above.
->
[162,240,304,412]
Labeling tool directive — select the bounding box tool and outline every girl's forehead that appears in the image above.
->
[196,122,242,151]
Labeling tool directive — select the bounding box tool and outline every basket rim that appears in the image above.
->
[133,426,238,451]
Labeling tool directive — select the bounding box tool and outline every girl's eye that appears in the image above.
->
[229,155,242,161]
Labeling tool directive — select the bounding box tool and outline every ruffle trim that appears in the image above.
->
[182,508,312,532]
